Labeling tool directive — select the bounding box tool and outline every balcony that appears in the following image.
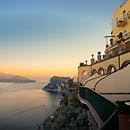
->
[106,44,118,52]
[79,87,119,130]
[123,32,130,41]
[117,18,127,27]
[127,10,130,19]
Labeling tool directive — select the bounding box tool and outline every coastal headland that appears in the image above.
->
[41,78,97,130]
[0,73,36,83]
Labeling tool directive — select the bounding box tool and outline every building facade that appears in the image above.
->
[78,0,130,83]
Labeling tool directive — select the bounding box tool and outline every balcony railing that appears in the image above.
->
[79,87,119,130]
[124,32,130,41]
[106,32,130,51]
[117,18,127,27]
[106,44,118,52]
[127,10,130,19]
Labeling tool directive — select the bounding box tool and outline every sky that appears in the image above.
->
[0,0,125,81]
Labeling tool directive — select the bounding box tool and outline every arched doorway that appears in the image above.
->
[82,70,88,78]
[98,67,105,75]
[121,60,130,69]
[92,69,97,75]
[107,65,116,74]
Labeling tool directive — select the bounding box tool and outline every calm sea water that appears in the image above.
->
[0,82,60,130]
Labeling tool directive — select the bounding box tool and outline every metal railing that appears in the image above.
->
[124,32,130,40]
[79,87,119,130]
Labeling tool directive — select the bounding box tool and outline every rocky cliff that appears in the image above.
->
[43,76,71,92]
[42,96,97,130]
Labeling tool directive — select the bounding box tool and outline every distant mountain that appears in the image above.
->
[0,73,36,83]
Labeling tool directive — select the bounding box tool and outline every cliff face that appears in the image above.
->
[42,96,97,130]
[41,79,98,130]
[43,76,71,92]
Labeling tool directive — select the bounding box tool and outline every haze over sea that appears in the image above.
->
[0,82,60,130]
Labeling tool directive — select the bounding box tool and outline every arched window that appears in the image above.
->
[92,69,97,75]
[116,18,119,27]
[119,32,123,39]
[124,30,128,39]
[82,70,88,78]
[123,10,127,22]
[107,65,116,74]
[121,60,130,69]
[98,67,105,75]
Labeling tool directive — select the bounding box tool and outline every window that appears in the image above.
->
[107,65,116,74]
[121,60,130,69]
[98,67,105,75]
[127,10,130,19]
[123,10,127,22]
[124,30,128,39]
[116,18,119,27]
[82,70,88,78]
[92,69,97,75]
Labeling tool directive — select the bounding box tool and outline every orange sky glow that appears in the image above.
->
[0,65,77,81]
[0,0,124,81]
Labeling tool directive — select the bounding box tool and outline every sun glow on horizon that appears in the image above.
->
[0,0,124,81]
[0,65,77,80]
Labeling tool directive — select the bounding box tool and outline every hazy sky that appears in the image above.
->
[0,0,125,80]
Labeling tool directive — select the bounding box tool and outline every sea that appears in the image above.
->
[0,82,61,130]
